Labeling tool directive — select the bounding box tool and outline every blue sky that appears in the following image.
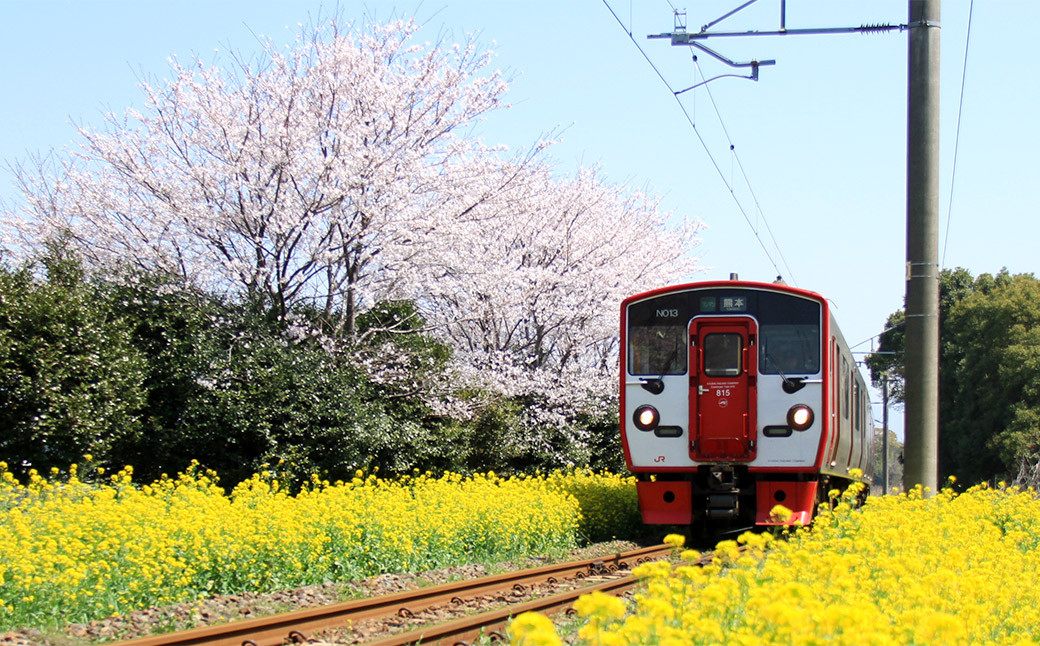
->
[2,1,1037,436]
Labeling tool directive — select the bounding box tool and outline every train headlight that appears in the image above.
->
[787,404,815,431]
[633,405,660,432]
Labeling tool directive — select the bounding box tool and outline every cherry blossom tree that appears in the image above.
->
[420,162,702,438]
[4,16,703,468]
[8,18,520,339]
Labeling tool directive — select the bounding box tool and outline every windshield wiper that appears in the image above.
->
[640,348,677,395]
[764,349,806,394]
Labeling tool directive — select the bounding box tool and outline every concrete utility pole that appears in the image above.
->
[648,2,941,490]
[882,376,890,493]
[903,0,941,494]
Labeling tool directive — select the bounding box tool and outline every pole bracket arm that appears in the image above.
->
[909,19,941,30]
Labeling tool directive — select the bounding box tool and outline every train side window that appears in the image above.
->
[832,340,840,421]
[867,391,872,430]
[704,333,742,377]
[841,356,850,420]
[853,381,860,431]
[628,325,686,375]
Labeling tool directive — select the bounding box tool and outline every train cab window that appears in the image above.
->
[703,333,742,377]
[628,325,686,375]
[759,324,820,375]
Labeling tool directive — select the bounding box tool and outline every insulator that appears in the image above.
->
[860,23,897,35]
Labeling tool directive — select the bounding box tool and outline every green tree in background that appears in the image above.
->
[867,267,976,406]
[872,426,903,493]
[868,268,1040,484]
[104,279,468,486]
[945,271,1040,483]
[104,276,380,486]
[2,245,606,487]
[0,246,146,477]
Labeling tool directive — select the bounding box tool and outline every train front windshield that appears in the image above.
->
[759,323,820,375]
[627,325,686,375]
[626,288,821,376]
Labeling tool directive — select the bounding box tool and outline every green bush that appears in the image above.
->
[0,247,628,488]
[0,246,146,477]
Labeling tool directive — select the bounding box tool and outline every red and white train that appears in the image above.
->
[620,278,872,532]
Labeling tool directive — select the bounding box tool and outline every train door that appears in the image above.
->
[689,318,758,462]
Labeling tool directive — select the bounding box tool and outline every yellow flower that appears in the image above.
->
[663,533,686,549]
[509,612,561,646]
[574,589,626,621]
[768,504,794,523]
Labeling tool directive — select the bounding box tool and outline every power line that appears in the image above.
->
[851,318,906,352]
[601,0,792,285]
[941,0,975,269]
[688,53,797,285]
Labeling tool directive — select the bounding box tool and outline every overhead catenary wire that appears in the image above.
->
[941,0,975,269]
[851,317,906,352]
[855,3,974,359]
[688,53,797,285]
[602,0,793,286]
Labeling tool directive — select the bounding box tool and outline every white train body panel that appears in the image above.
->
[754,375,823,468]
[623,374,825,469]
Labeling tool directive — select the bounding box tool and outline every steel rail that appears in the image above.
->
[111,544,672,646]
[363,546,723,646]
[363,574,641,646]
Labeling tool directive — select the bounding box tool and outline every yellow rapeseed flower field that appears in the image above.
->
[0,462,636,632]
[544,469,642,542]
[511,480,1040,645]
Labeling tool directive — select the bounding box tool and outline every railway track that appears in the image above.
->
[112,544,675,646]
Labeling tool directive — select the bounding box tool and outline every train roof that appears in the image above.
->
[622,280,829,309]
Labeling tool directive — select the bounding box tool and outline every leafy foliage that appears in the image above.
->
[945,271,1040,483]
[868,268,1040,483]
[0,246,628,483]
[872,427,903,493]
[104,273,484,486]
[0,246,146,477]
[0,16,700,481]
